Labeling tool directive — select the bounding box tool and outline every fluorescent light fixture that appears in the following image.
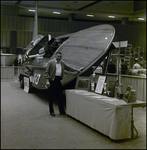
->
[29,9,35,12]
[138,18,144,20]
[108,15,115,18]
[87,14,94,17]
[53,11,60,14]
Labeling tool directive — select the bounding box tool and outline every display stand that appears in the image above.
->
[112,41,128,97]
[128,101,146,139]
[66,89,146,140]
[66,89,131,140]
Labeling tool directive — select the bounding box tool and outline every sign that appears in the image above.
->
[24,77,29,93]
[95,76,106,94]
[112,41,128,48]
[32,73,41,85]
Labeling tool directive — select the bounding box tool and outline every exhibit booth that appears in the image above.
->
[65,73,146,140]
[65,89,146,140]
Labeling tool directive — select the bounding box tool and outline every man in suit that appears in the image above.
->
[44,51,82,116]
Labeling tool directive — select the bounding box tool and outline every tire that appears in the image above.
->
[28,79,34,93]
[20,77,24,89]
[20,76,33,93]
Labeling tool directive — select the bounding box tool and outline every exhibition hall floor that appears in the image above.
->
[1,79,146,149]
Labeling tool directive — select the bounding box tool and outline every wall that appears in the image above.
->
[1,66,146,101]
[1,15,98,48]
[1,5,146,58]
[1,66,26,79]
[106,74,146,102]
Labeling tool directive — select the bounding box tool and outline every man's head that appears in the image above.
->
[55,51,62,62]
[134,58,138,63]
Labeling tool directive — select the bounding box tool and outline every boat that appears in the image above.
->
[19,24,115,92]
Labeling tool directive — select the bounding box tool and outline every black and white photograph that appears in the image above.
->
[1,1,146,149]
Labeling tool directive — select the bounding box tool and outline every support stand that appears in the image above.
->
[131,106,138,139]
[112,41,128,98]
[129,101,146,139]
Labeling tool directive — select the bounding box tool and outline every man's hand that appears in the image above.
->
[75,67,84,73]
[45,79,50,88]
[79,67,84,71]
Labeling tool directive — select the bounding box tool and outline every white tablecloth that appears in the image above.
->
[65,89,132,140]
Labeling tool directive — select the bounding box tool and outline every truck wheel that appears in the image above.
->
[28,79,34,93]
[20,76,33,93]
[20,77,24,89]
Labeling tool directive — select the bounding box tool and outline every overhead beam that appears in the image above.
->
[15,0,21,5]
[16,1,102,12]
[134,1,146,12]
[77,1,102,11]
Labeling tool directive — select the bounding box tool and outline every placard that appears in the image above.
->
[75,76,90,91]
[24,77,29,93]
[95,76,106,94]
[112,41,128,48]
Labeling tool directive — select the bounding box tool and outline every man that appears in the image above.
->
[13,57,18,81]
[44,51,82,116]
[121,59,128,74]
[107,59,116,73]
[133,58,142,69]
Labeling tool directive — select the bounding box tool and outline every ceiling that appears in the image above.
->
[1,1,146,22]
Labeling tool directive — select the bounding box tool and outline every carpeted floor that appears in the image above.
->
[1,79,146,149]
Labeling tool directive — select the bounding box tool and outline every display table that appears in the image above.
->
[65,89,146,140]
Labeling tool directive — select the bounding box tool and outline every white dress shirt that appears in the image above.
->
[55,60,62,76]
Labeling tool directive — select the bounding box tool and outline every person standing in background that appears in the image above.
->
[13,57,18,81]
[133,58,142,69]
[121,59,128,74]
[107,59,116,73]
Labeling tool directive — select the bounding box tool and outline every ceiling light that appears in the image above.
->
[138,18,144,20]
[29,9,35,12]
[53,12,60,14]
[108,16,115,18]
[87,14,94,17]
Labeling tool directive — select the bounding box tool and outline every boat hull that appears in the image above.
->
[22,24,115,90]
